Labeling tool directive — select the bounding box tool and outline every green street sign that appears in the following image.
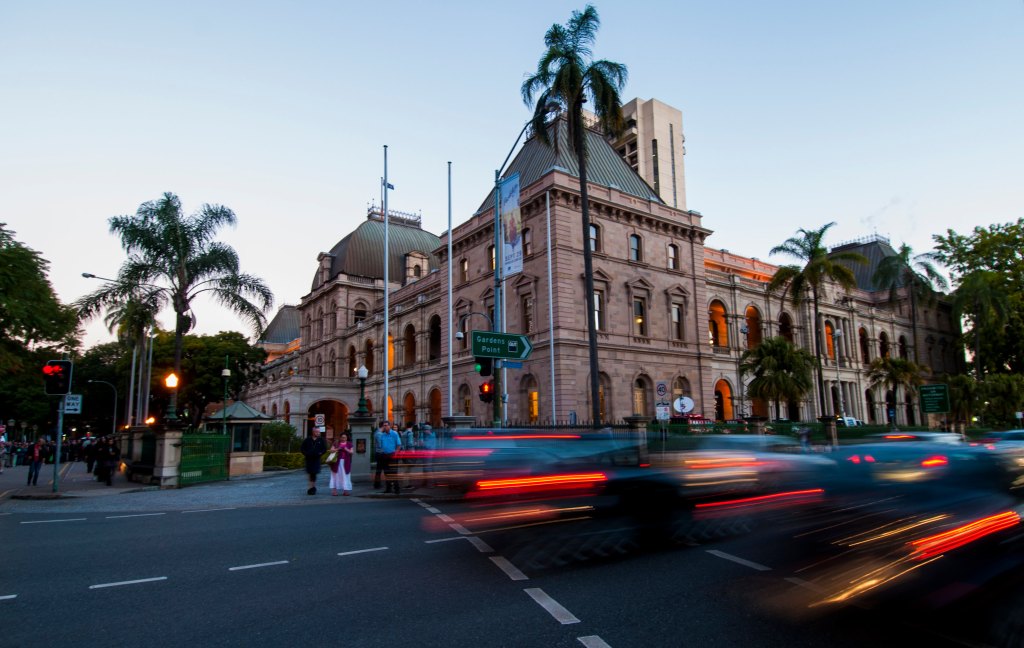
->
[919,383,950,414]
[471,330,533,360]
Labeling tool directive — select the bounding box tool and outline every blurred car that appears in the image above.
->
[978,429,1024,448]
[865,431,963,445]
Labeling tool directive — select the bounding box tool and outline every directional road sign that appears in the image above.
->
[471,331,534,360]
[919,384,950,414]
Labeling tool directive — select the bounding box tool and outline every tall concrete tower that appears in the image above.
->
[608,98,687,210]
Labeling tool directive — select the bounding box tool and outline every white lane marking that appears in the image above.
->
[106,513,166,519]
[706,549,772,572]
[425,506,441,514]
[0,595,17,601]
[338,546,389,557]
[425,536,465,544]
[181,507,236,514]
[436,513,454,522]
[21,518,87,524]
[785,576,826,593]
[578,636,612,648]
[449,523,471,535]
[524,588,581,624]
[411,498,423,504]
[490,556,529,581]
[466,536,493,553]
[89,576,167,590]
[229,560,289,571]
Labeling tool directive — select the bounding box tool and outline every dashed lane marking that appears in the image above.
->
[706,549,772,572]
[20,518,87,525]
[524,588,581,624]
[229,560,289,571]
[466,536,493,553]
[89,577,167,590]
[425,506,441,514]
[181,507,237,514]
[0,595,17,601]
[785,576,826,593]
[449,523,471,535]
[338,546,389,557]
[490,556,529,581]
[436,513,454,522]
[106,513,166,519]
[578,636,612,648]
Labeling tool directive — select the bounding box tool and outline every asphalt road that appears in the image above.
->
[5,486,1022,648]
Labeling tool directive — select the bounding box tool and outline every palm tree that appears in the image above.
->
[949,269,1010,380]
[739,336,816,421]
[768,222,866,418]
[865,356,924,429]
[522,4,627,424]
[872,243,949,365]
[76,193,273,395]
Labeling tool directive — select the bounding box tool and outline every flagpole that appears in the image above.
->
[383,145,390,424]
[447,161,453,417]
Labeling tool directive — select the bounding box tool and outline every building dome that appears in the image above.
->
[312,211,442,291]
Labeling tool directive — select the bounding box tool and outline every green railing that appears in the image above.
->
[179,434,230,486]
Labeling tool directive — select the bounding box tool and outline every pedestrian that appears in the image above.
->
[25,438,48,486]
[300,427,327,495]
[328,432,354,496]
[797,426,810,453]
[84,439,97,475]
[100,437,121,486]
[0,437,6,474]
[373,420,401,494]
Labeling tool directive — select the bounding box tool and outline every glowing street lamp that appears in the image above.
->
[355,365,369,416]
[165,372,179,422]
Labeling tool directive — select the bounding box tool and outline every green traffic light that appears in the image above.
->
[474,362,482,373]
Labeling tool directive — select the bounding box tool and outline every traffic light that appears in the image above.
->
[478,380,495,403]
[474,356,493,377]
[42,360,73,395]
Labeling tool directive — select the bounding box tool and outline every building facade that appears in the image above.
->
[242,104,961,437]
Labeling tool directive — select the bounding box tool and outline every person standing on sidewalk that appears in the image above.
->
[300,427,327,496]
[330,432,354,496]
[373,421,401,494]
[25,438,49,486]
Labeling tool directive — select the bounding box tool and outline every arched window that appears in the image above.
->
[714,380,733,421]
[428,315,441,361]
[459,259,469,283]
[413,265,422,278]
[403,392,416,426]
[522,228,532,256]
[859,328,871,364]
[348,345,357,376]
[667,244,679,270]
[354,303,368,325]
[403,324,416,367]
[629,234,643,262]
[632,376,651,416]
[365,339,375,375]
[709,300,728,347]
[879,331,890,359]
[314,353,322,377]
[825,321,837,359]
[898,335,908,359]
[744,306,763,348]
[779,312,794,343]
[327,350,336,377]
[387,333,395,371]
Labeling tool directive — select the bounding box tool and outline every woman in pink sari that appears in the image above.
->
[329,432,354,496]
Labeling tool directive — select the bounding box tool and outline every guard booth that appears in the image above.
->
[203,401,272,477]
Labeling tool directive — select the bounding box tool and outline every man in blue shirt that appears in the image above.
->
[373,421,401,494]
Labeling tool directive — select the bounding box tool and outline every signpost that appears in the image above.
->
[471,331,533,360]
[63,394,83,414]
[919,384,950,414]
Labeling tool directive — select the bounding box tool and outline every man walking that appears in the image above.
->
[300,427,327,495]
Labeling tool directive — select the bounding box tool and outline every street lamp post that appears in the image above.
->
[221,356,231,436]
[87,380,119,437]
[355,365,369,416]
[164,372,179,422]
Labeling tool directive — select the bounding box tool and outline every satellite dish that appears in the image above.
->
[674,396,694,414]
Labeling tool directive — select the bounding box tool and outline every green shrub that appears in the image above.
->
[262,453,304,469]
[261,421,299,453]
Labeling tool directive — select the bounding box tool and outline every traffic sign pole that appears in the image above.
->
[52,395,64,493]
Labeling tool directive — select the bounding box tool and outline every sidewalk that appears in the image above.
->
[0,460,454,513]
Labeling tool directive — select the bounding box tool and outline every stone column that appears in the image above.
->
[347,415,375,483]
[153,428,184,489]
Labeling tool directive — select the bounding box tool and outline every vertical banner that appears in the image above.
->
[500,172,523,277]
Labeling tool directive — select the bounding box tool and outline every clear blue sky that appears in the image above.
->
[2,1,1021,348]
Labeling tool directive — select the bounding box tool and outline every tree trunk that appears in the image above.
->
[811,288,826,418]
[574,111,602,425]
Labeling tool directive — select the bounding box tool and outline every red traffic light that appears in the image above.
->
[478,380,495,403]
[43,360,73,395]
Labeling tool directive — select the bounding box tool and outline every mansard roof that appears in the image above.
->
[312,213,442,291]
[260,305,299,344]
[830,235,899,292]
[476,117,663,214]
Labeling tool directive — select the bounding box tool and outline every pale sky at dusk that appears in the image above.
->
[2,1,1021,348]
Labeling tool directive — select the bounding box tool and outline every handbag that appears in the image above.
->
[322,450,338,464]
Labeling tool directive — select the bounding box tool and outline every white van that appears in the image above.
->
[837,417,861,427]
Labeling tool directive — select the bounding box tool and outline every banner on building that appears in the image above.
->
[500,172,523,277]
